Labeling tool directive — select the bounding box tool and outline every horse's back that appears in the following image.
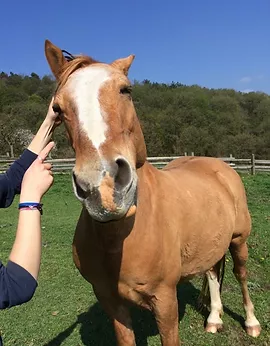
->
[163,156,247,206]
[159,156,251,275]
[163,156,236,177]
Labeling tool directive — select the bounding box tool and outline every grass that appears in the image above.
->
[0,173,269,346]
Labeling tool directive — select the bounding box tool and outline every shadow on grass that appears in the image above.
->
[44,282,245,346]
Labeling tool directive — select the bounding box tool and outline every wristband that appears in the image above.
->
[18,202,43,215]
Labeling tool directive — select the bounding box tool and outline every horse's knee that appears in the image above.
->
[233,265,247,281]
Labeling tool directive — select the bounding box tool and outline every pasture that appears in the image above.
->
[0,173,269,346]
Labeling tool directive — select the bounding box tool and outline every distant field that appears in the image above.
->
[0,173,269,346]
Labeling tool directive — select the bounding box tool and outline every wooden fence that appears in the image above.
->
[1,154,270,175]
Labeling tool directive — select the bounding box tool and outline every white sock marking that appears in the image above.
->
[206,271,223,325]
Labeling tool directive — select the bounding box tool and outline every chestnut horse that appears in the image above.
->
[45,40,261,345]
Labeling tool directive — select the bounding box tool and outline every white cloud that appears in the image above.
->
[240,74,264,84]
[240,76,252,83]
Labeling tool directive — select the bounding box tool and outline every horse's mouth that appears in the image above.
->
[72,173,138,222]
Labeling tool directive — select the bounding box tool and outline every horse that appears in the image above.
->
[44,39,261,345]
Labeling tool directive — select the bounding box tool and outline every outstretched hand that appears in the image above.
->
[20,142,55,203]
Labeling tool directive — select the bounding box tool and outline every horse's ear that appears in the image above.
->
[111,55,135,76]
[45,40,66,80]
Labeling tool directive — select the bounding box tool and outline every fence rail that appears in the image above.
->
[0,154,270,175]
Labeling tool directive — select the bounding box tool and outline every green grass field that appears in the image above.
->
[0,173,269,346]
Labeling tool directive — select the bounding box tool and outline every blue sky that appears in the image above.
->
[0,0,269,93]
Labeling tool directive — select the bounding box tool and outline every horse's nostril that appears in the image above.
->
[73,173,88,199]
[114,158,132,192]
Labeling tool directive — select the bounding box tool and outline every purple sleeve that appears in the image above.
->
[0,260,38,309]
[0,149,37,208]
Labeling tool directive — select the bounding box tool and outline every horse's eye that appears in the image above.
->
[52,103,62,114]
[120,86,132,95]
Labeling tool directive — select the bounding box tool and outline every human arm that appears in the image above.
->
[0,98,59,208]
[0,150,37,208]
[27,97,60,155]
[0,142,54,309]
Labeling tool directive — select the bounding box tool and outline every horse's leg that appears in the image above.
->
[94,288,136,346]
[112,305,135,346]
[152,287,180,346]
[205,268,224,333]
[229,240,261,337]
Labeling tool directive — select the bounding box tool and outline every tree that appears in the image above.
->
[0,111,28,157]
[0,70,270,159]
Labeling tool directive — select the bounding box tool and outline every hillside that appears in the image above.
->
[0,72,269,158]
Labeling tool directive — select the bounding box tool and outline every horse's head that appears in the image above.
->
[45,40,147,222]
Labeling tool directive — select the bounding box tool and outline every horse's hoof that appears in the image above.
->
[205,323,223,333]
[246,324,261,338]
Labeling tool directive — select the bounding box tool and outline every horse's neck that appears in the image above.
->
[89,208,135,254]
[90,162,157,252]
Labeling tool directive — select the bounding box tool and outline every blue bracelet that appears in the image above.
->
[18,202,43,215]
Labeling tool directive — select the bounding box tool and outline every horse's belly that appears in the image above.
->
[180,226,232,278]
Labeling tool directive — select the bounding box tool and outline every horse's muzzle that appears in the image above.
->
[72,158,137,222]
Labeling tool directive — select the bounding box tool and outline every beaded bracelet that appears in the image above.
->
[18,202,43,215]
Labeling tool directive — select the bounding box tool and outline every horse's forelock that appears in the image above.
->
[56,55,99,91]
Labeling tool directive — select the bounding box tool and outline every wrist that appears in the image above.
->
[18,202,43,215]
[42,117,55,128]
[27,121,53,155]
[20,192,41,204]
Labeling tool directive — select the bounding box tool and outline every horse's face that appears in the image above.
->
[45,40,147,222]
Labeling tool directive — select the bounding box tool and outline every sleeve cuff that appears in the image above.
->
[16,149,38,172]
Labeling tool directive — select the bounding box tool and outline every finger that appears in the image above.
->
[38,142,55,162]
[43,163,52,170]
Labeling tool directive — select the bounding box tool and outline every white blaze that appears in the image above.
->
[68,66,110,149]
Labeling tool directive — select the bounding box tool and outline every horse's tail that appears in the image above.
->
[198,255,226,311]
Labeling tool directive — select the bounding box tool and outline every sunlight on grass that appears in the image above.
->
[0,174,269,345]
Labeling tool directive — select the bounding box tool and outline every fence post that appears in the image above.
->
[10,145,14,158]
[229,153,233,166]
[251,154,255,175]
